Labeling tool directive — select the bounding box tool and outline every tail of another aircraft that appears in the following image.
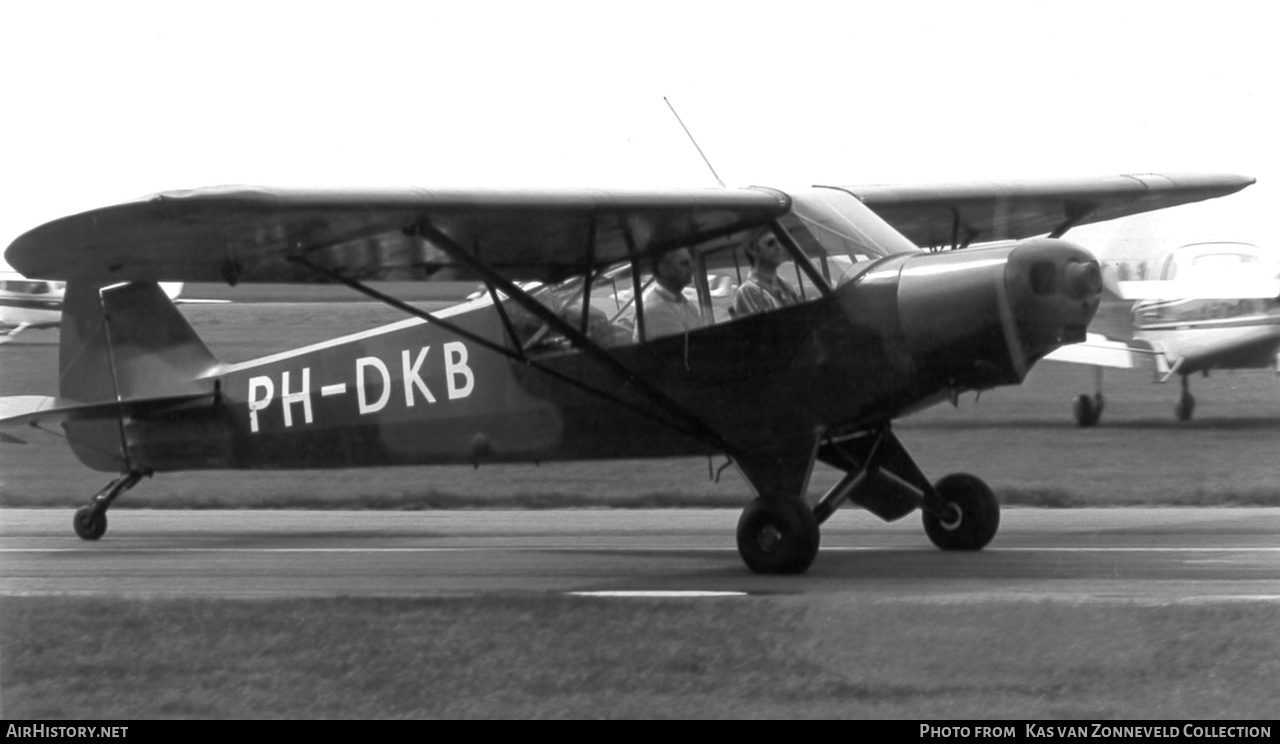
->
[60,281,220,403]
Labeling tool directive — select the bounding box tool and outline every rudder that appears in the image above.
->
[61,281,220,403]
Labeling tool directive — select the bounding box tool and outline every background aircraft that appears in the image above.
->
[0,263,64,342]
[0,174,1252,574]
[1046,241,1280,424]
[0,260,212,344]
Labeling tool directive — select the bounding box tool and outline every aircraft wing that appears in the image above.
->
[5,187,790,285]
[1114,278,1280,300]
[1044,333,1164,370]
[848,173,1254,248]
[5,175,1251,286]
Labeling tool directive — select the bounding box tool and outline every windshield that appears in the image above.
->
[786,187,919,284]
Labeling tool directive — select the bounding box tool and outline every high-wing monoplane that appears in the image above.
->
[0,174,1253,573]
[1047,240,1280,424]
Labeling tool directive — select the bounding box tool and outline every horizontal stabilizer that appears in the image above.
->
[0,391,217,435]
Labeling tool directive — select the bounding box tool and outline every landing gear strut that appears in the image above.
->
[732,427,1002,574]
[73,471,143,541]
[1175,375,1195,422]
[1073,367,1105,426]
[1073,393,1104,427]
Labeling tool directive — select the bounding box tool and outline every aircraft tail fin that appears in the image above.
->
[60,281,221,403]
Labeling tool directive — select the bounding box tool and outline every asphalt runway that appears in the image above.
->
[3,507,1277,603]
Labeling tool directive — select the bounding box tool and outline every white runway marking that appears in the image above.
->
[569,591,748,598]
[2,546,1279,554]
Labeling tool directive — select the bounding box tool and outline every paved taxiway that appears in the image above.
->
[2,507,1277,602]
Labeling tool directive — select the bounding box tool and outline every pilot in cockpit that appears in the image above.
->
[732,229,800,317]
[635,247,704,341]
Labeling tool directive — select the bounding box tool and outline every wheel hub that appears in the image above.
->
[939,502,964,531]
[756,524,783,553]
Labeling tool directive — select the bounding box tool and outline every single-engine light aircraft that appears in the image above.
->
[0,174,1253,573]
[1047,241,1280,424]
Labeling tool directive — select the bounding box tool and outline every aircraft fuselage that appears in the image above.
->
[65,239,1099,475]
[1133,297,1280,373]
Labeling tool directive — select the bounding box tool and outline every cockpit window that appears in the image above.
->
[786,187,920,284]
[496,265,641,355]
[489,190,924,354]
[1193,253,1261,267]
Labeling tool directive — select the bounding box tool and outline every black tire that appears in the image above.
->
[736,497,820,574]
[1073,394,1100,427]
[73,506,107,541]
[922,473,999,551]
[1176,393,1195,422]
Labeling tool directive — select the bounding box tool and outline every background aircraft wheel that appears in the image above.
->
[736,497,820,574]
[1175,393,1195,421]
[73,506,107,541]
[922,473,999,551]
[1073,394,1101,427]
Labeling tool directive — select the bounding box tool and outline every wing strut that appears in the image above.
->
[287,253,741,457]
[938,208,980,251]
[405,219,744,456]
[1048,202,1095,239]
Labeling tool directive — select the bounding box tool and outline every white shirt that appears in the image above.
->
[635,284,703,341]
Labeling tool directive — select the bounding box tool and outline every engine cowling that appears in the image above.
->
[894,238,1101,388]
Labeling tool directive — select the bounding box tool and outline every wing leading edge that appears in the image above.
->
[5,174,1253,285]
[849,173,1255,248]
[5,187,791,285]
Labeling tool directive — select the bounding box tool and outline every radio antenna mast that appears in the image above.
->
[664,97,725,187]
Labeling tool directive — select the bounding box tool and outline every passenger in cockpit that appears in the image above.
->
[732,229,800,317]
[636,247,704,341]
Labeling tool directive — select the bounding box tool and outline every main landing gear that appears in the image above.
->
[1074,371,1198,424]
[1073,367,1105,427]
[736,497,821,574]
[732,428,1000,574]
[1073,393,1105,427]
[1175,374,1196,422]
[920,474,1000,550]
[73,471,143,541]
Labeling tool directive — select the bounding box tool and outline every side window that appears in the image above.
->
[490,222,833,352]
[700,225,822,325]
[498,267,645,355]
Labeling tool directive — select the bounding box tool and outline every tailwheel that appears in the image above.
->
[72,471,144,541]
[73,506,107,541]
[736,497,820,574]
[922,473,999,551]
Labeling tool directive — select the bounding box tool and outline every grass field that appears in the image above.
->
[3,595,1278,719]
